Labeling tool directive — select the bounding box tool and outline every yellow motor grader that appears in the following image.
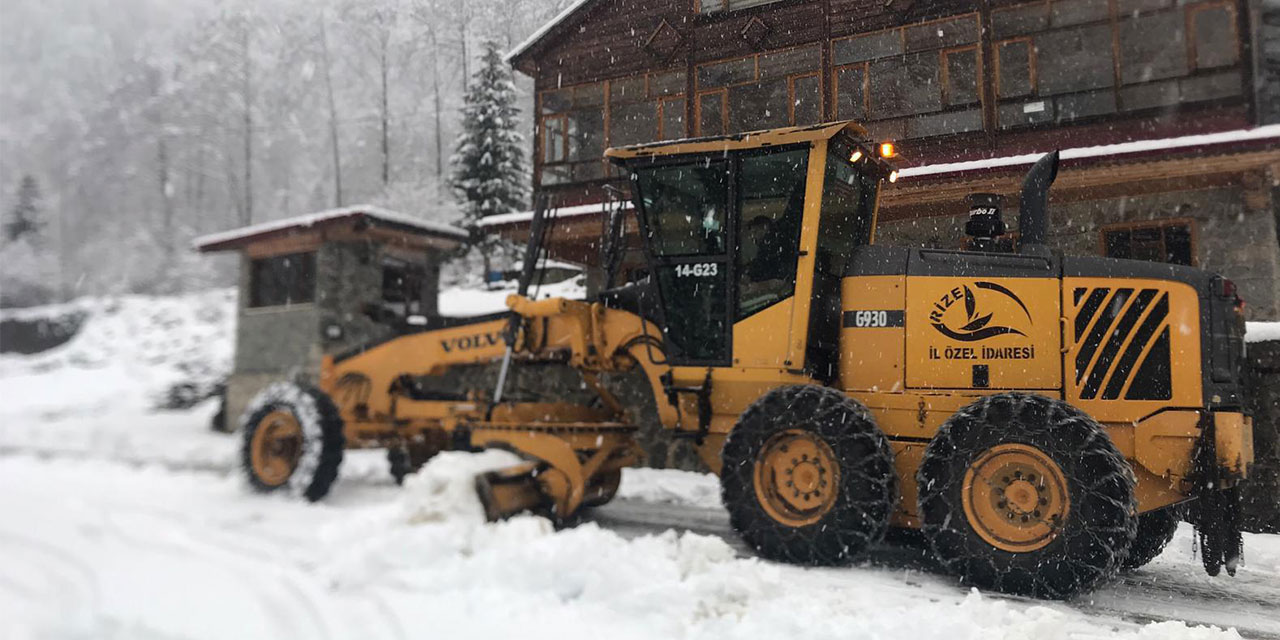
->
[240,121,1254,599]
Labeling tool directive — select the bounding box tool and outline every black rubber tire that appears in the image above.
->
[240,382,345,502]
[582,469,623,508]
[1122,506,1181,571]
[721,384,897,565]
[388,446,411,486]
[917,393,1137,599]
[387,440,441,485]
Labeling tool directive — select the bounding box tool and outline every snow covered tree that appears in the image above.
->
[1,175,60,307]
[449,40,527,232]
[5,175,43,242]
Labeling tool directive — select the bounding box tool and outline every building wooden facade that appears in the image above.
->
[500,0,1280,318]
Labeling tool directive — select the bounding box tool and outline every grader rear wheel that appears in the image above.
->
[1123,506,1181,571]
[722,384,896,565]
[240,382,345,502]
[918,393,1137,599]
[960,443,1071,554]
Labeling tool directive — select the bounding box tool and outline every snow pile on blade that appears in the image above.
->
[398,450,524,524]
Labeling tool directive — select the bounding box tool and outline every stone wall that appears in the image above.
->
[1244,340,1280,533]
[232,252,320,375]
[876,186,1280,320]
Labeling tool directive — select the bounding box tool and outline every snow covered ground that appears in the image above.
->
[2,289,1278,639]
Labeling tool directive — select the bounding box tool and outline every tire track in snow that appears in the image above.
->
[0,530,102,621]
[100,500,409,640]
[100,508,341,640]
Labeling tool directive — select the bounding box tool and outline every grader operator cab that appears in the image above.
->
[240,122,1253,599]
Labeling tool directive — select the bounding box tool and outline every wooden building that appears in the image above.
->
[494,0,1280,318]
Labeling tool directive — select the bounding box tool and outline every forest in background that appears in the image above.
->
[0,0,572,304]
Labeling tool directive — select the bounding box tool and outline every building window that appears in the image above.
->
[833,64,867,120]
[539,71,686,184]
[697,90,727,136]
[694,47,821,136]
[698,0,784,14]
[1190,2,1239,70]
[659,96,686,140]
[830,14,981,138]
[790,73,822,125]
[381,258,428,317]
[869,52,942,119]
[249,252,315,308]
[1118,10,1187,84]
[542,114,567,164]
[538,83,607,185]
[1102,221,1195,266]
[1035,23,1114,96]
[943,47,981,106]
[996,39,1035,99]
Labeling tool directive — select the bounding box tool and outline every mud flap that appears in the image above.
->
[1189,417,1244,577]
[1192,485,1243,576]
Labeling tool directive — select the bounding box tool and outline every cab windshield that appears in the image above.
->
[632,160,729,257]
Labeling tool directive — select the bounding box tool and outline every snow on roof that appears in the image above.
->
[480,201,631,228]
[504,0,595,64]
[193,205,469,251]
[900,124,1280,179]
[1247,322,1280,343]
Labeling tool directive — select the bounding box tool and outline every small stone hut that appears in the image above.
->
[195,205,469,431]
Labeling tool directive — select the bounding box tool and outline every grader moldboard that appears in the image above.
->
[241,122,1254,599]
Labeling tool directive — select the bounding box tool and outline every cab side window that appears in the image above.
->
[735,148,809,319]
[816,151,877,276]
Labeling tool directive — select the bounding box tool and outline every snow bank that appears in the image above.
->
[438,274,587,316]
[618,467,723,510]
[313,452,1251,640]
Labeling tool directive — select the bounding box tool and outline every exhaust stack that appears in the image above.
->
[1018,151,1060,256]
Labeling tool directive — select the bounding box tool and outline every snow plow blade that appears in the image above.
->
[475,462,546,521]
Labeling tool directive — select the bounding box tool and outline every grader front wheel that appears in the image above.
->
[722,385,897,565]
[248,410,302,487]
[240,382,345,501]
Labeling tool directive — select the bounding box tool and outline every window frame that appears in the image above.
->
[693,46,823,135]
[247,250,317,309]
[788,71,823,125]
[829,12,983,136]
[540,113,569,165]
[538,70,687,185]
[941,45,983,107]
[658,95,687,140]
[832,62,870,121]
[696,88,729,137]
[1098,219,1198,267]
[1187,0,1240,71]
[995,37,1038,100]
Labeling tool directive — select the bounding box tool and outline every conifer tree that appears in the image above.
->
[5,175,43,242]
[449,40,527,273]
